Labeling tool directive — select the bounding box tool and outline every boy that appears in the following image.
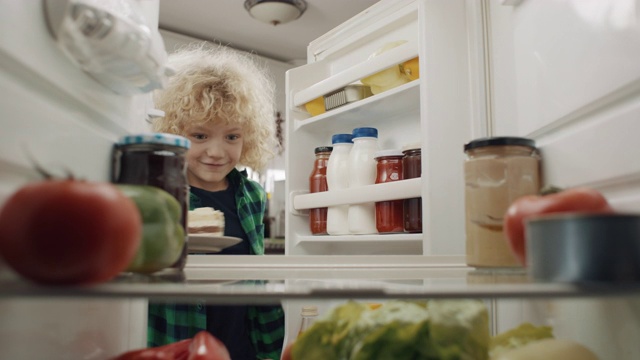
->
[148,43,284,360]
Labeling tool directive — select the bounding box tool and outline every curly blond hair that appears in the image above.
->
[152,43,277,171]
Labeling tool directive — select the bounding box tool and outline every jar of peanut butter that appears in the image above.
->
[463,137,541,268]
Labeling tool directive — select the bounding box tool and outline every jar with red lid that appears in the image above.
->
[309,146,332,235]
[402,146,422,233]
[374,149,404,233]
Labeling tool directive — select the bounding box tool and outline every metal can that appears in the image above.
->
[112,133,190,271]
[463,136,540,268]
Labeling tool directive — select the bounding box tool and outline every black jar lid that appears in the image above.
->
[314,146,333,153]
[463,136,536,152]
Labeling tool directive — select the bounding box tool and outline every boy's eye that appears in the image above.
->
[192,133,207,140]
[227,134,240,141]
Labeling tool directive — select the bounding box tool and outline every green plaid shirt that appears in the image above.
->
[148,169,285,359]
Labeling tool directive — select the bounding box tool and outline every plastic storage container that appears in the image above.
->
[326,134,353,235]
[309,146,332,235]
[464,136,540,268]
[374,149,405,233]
[112,133,191,271]
[348,127,380,235]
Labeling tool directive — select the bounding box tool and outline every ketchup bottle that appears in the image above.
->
[309,146,332,235]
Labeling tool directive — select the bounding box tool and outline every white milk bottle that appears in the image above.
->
[348,127,379,234]
[326,133,354,235]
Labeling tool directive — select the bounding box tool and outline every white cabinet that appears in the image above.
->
[285,0,474,256]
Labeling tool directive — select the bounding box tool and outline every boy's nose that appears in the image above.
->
[205,143,224,157]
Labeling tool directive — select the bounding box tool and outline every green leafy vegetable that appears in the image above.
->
[490,322,554,358]
[292,300,490,360]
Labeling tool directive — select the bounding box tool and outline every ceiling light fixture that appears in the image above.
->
[244,0,307,26]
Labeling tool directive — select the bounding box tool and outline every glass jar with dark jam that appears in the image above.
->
[309,146,332,235]
[402,146,422,233]
[374,149,404,233]
[112,133,190,271]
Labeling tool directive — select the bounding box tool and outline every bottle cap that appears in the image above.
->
[352,127,378,138]
[118,133,191,149]
[301,305,318,316]
[401,141,422,152]
[463,136,536,152]
[314,146,333,154]
[374,149,404,159]
[331,133,353,144]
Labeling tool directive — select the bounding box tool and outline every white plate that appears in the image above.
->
[188,235,242,254]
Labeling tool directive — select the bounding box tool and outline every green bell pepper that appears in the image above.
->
[117,185,185,274]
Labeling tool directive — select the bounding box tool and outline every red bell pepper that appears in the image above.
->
[187,331,231,360]
[112,339,191,360]
[112,332,231,360]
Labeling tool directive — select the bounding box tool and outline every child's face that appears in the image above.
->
[183,120,244,191]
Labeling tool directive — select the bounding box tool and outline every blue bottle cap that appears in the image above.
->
[331,133,354,144]
[352,127,378,138]
[118,133,191,149]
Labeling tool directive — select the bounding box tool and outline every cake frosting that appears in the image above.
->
[188,207,225,237]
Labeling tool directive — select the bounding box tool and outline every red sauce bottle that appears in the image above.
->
[309,146,332,235]
[374,149,404,233]
[403,146,422,233]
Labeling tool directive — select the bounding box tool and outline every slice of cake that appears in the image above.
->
[188,207,225,237]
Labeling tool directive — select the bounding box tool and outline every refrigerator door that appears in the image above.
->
[285,0,473,256]
[43,0,171,95]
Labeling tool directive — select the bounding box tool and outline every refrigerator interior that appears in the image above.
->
[1,0,640,359]
[2,255,640,359]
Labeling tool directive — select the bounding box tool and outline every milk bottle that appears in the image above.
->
[348,127,379,234]
[326,133,353,235]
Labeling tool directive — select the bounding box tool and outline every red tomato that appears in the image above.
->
[503,187,614,265]
[187,331,230,360]
[0,179,141,285]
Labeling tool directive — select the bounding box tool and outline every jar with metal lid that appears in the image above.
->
[112,133,190,271]
[402,146,422,233]
[309,146,332,235]
[463,136,541,268]
[374,149,404,233]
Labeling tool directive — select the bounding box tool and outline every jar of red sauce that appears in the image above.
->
[402,146,422,233]
[375,149,405,233]
[309,146,332,235]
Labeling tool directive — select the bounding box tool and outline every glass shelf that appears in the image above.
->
[1,256,639,304]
